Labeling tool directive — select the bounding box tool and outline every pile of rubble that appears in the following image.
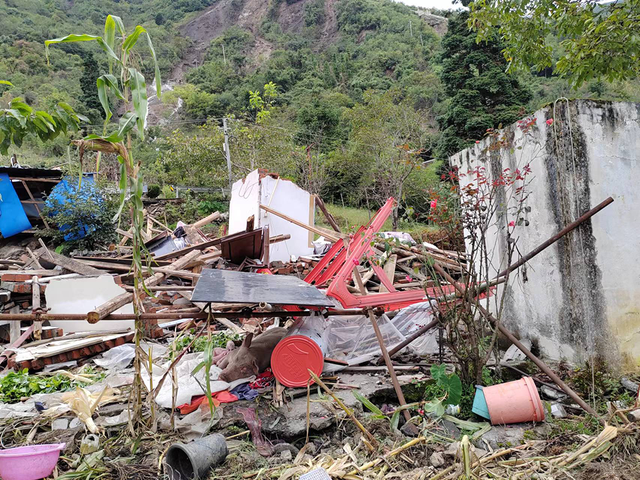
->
[0,171,634,480]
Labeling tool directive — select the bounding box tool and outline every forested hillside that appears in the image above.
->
[2,0,639,225]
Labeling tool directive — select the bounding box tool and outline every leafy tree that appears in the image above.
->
[343,89,431,229]
[0,81,85,154]
[155,123,226,187]
[78,52,103,123]
[436,11,531,158]
[469,0,640,87]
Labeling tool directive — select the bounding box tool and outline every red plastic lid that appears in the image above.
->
[271,336,324,387]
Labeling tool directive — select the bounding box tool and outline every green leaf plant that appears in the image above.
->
[46,14,161,433]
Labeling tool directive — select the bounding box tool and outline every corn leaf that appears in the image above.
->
[353,390,385,418]
[96,77,112,123]
[117,111,138,140]
[45,34,120,66]
[123,25,147,53]
[146,32,162,97]
[127,68,147,139]
[104,16,116,54]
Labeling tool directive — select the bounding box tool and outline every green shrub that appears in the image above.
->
[147,184,161,199]
[41,178,118,252]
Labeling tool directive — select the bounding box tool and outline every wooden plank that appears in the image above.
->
[116,228,134,239]
[9,177,60,183]
[259,204,343,242]
[87,250,202,322]
[262,225,270,266]
[148,215,173,233]
[36,248,103,276]
[20,180,50,228]
[9,306,20,343]
[5,270,62,277]
[38,238,55,262]
[26,247,43,269]
[352,266,368,294]
[31,276,42,340]
[314,195,341,232]
[380,254,397,293]
[192,211,221,229]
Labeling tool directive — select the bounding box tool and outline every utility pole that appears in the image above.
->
[409,20,413,37]
[223,118,232,192]
[222,43,227,66]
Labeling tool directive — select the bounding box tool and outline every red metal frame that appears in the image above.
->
[304,198,457,311]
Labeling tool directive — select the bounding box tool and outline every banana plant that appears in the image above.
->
[45,15,161,431]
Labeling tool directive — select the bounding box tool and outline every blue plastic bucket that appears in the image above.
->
[472,385,491,420]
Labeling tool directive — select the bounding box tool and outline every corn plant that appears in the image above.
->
[45,15,161,431]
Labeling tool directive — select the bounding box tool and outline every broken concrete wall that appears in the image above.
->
[229,169,315,263]
[450,100,640,369]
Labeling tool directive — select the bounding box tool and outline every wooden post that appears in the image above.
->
[367,310,413,425]
[262,225,270,266]
[314,195,341,232]
[31,276,42,340]
[352,266,368,294]
[380,254,397,293]
[87,250,201,323]
[192,211,221,229]
[9,306,20,343]
[38,238,55,261]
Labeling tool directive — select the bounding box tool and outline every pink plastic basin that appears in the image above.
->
[0,443,65,480]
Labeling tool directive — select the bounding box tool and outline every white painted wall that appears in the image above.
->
[229,169,261,235]
[451,101,640,369]
[229,170,314,263]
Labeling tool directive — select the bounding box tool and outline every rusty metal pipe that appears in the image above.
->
[497,196,613,278]
[0,308,370,322]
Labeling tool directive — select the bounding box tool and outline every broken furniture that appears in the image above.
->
[304,197,458,310]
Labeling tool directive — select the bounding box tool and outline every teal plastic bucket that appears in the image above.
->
[472,385,491,420]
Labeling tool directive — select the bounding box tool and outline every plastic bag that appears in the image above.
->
[297,301,440,372]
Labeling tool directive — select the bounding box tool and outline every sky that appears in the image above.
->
[396,0,461,11]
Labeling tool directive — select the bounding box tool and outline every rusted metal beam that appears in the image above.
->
[0,308,373,322]
[368,309,413,426]
[497,196,613,278]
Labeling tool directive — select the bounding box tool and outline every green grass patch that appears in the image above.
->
[318,203,442,240]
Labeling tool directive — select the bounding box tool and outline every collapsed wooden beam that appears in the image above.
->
[86,250,201,323]
[259,204,344,242]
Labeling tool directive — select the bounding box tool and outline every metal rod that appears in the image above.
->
[367,310,413,425]
[497,196,613,278]
[433,263,600,419]
[0,308,371,322]
[387,318,440,358]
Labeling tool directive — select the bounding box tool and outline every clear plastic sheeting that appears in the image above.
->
[292,301,440,372]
